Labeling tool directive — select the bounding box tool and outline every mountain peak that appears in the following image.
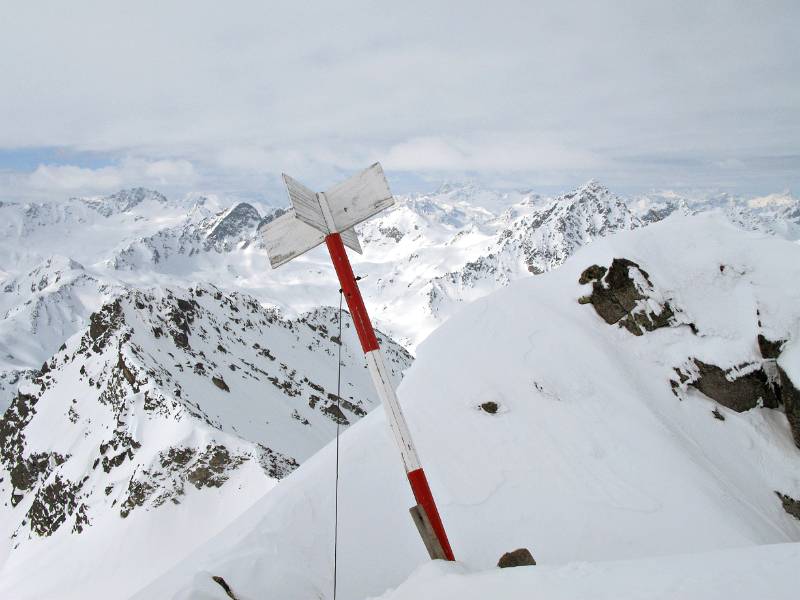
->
[79,188,168,217]
[575,179,611,197]
[206,202,262,245]
[434,181,480,195]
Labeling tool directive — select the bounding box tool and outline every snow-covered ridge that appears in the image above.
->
[0,182,798,598]
[0,282,411,595]
[1,182,797,409]
[134,214,800,600]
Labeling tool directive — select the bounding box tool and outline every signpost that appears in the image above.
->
[260,163,455,561]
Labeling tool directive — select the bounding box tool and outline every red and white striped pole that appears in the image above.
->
[325,232,455,561]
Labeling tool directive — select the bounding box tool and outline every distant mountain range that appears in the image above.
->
[0,180,798,598]
[1,182,797,406]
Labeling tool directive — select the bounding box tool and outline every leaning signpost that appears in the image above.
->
[260,162,455,561]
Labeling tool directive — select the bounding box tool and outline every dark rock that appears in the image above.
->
[256,444,299,479]
[186,445,243,489]
[161,446,196,469]
[117,353,136,386]
[207,203,261,246]
[212,376,230,392]
[379,225,405,243]
[579,258,676,336]
[212,575,238,600]
[775,491,800,520]
[291,410,310,425]
[119,479,155,518]
[578,264,607,285]
[758,335,785,360]
[172,331,189,349]
[339,397,367,417]
[777,366,800,449]
[603,258,644,311]
[321,403,349,425]
[480,401,499,414]
[26,475,82,537]
[689,360,779,412]
[176,298,195,314]
[88,299,123,347]
[10,453,52,492]
[712,408,725,421]
[498,547,536,568]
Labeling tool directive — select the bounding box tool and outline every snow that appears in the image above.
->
[0,284,411,600]
[2,181,797,407]
[1,182,799,599]
[373,542,800,600]
[134,214,800,600]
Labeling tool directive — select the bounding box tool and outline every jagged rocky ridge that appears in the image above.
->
[2,182,797,390]
[422,181,643,324]
[0,284,411,543]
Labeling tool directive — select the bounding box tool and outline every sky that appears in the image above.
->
[0,0,798,204]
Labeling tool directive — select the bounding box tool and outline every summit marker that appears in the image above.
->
[260,162,455,561]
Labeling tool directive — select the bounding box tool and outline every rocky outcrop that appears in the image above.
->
[776,366,800,449]
[578,258,682,336]
[757,335,799,449]
[758,334,785,360]
[685,360,779,412]
[212,376,230,392]
[775,491,800,521]
[667,334,799,450]
[581,259,797,449]
[88,299,123,349]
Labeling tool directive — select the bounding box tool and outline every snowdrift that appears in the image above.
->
[373,542,800,600]
[135,213,800,600]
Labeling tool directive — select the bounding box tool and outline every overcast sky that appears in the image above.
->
[0,0,797,203]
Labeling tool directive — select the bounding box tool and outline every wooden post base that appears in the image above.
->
[409,504,448,560]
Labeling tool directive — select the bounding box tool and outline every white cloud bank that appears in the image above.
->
[0,0,798,197]
[15,158,197,198]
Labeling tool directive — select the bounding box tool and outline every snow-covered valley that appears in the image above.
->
[0,182,799,599]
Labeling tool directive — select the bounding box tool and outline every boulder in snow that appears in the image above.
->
[498,548,536,568]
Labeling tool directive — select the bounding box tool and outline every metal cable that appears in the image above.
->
[333,290,343,600]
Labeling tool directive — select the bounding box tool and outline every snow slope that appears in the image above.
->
[0,285,411,599]
[372,542,800,600]
[134,214,800,600]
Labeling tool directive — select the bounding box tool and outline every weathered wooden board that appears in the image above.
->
[259,209,361,269]
[324,162,394,232]
[282,173,328,233]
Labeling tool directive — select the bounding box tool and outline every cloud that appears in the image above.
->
[22,158,197,197]
[0,1,798,196]
[383,136,604,172]
[28,164,123,192]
